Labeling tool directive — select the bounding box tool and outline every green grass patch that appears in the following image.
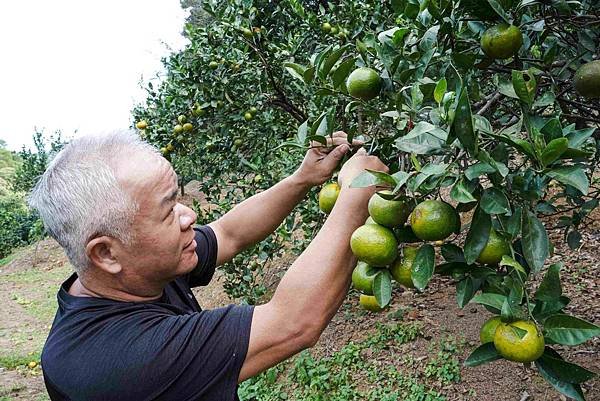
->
[0,351,40,370]
[238,321,453,401]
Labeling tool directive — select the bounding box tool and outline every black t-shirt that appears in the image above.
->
[42,225,254,401]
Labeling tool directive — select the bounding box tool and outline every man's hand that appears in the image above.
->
[293,131,362,187]
[337,147,389,189]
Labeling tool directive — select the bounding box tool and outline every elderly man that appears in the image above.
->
[28,130,387,400]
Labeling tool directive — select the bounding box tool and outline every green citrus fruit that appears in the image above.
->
[351,262,381,295]
[160,147,168,155]
[368,191,412,228]
[193,106,206,117]
[494,320,545,363]
[480,316,502,343]
[249,106,258,116]
[477,229,511,265]
[182,123,193,132]
[481,24,523,60]
[365,216,377,225]
[321,22,332,33]
[318,182,341,214]
[174,124,184,134]
[350,224,398,267]
[330,26,339,35]
[135,120,147,130]
[209,61,219,70]
[233,138,243,147]
[242,27,253,38]
[244,112,253,121]
[346,67,382,101]
[178,115,186,124]
[254,174,263,184]
[574,60,600,99]
[359,294,384,312]
[410,200,460,241]
[166,143,174,152]
[461,0,514,21]
[390,245,419,288]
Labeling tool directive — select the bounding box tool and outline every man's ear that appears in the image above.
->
[85,236,123,275]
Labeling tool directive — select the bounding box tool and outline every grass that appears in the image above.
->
[0,351,40,370]
[238,321,463,401]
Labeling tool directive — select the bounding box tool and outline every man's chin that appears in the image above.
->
[178,253,199,275]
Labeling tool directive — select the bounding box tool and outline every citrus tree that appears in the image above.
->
[132,0,600,398]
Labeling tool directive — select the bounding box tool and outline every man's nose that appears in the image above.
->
[176,203,197,229]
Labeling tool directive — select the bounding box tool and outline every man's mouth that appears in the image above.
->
[183,238,197,250]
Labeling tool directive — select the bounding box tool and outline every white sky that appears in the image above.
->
[0,1,188,151]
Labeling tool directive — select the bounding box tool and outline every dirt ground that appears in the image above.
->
[0,188,598,400]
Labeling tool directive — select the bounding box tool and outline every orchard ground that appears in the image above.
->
[0,182,598,401]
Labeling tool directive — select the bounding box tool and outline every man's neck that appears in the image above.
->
[68,276,164,302]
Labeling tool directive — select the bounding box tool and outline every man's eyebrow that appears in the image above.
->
[161,188,178,207]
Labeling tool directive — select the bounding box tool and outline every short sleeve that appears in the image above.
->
[188,225,218,287]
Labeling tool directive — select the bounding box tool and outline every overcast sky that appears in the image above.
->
[0,1,188,151]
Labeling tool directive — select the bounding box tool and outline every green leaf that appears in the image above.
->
[373,271,393,308]
[480,188,510,215]
[501,277,524,322]
[532,296,570,322]
[502,207,522,240]
[303,66,315,84]
[512,70,537,107]
[544,315,600,346]
[499,255,527,277]
[441,243,465,263]
[536,356,586,401]
[391,171,411,193]
[541,138,568,167]
[450,86,478,155]
[434,78,447,104]
[284,62,306,82]
[319,45,348,79]
[310,112,327,136]
[411,244,435,291]
[470,292,507,313]
[464,342,502,367]
[464,206,491,264]
[450,178,477,203]
[485,0,511,24]
[457,277,475,308]
[332,57,356,89]
[350,169,397,188]
[546,166,590,195]
[465,162,496,180]
[538,348,596,384]
[536,263,562,302]
[521,210,549,273]
[297,120,308,144]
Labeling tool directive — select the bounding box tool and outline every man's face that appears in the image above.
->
[116,154,198,284]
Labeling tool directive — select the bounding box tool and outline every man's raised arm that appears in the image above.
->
[239,147,388,381]
[208,132,360,266]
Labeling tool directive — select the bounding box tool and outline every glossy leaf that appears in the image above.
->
[521,210,549,273]
[546,166,590,195]
[464,206,491,264]
[541,138,568,167]
[450,86,477,155]
[480,188,510,215]
[536,263,562,302]
[537,348,596,384]
[512,70,537,106]
[332,57,356,89]
[434,77,447,104]
[373,270,393,308]
[470,293,507,313]
[464,342,502,367]
[536,355,586,401]
[544,315,600,346]
[457,276,475,308]
[411,244,435,291]
[450,178,477,203]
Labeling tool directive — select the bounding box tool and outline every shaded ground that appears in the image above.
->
[0,192,598,400]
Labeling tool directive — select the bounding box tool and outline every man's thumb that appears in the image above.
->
[327,144,349,161]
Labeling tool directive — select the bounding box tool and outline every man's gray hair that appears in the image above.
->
[28,130,160,274]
